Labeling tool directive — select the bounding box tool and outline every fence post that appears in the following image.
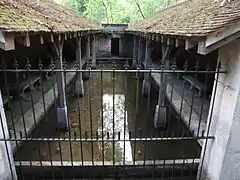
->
[75,37,84,97]
[0,90,17,180]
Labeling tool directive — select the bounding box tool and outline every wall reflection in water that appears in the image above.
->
[100,94,132,162]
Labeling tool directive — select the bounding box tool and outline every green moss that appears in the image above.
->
[0,0,100,33]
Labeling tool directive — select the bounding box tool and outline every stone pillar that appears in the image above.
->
[132,36,137,67]
[154,44,171,128]
[75,37,84,97]
[92,35,97,68]
[198,39,240,180]
[142,39,151,96]
[56,40,69,130]
[0,90,17,180]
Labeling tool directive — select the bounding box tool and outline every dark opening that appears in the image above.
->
[111,38,119,56]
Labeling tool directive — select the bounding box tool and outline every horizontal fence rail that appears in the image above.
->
[0,58,222,179]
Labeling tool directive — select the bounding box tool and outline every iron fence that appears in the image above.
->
[0,58,224,179]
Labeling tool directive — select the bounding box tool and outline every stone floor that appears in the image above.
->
[151,72,210,146]
[4,62,77,152]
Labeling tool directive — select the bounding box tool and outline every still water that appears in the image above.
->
[15,68,200,162]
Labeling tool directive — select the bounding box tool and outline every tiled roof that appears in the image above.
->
[129,0,240,37]
[0,0,99,33]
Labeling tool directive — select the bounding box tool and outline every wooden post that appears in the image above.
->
[132,35,137,67]
[137,37,141,65]
[142,39,151,96]
[75,37,84,97]
[92,35,96,68]
[154,43,172,128]
[86,36,91,60]
[53,38,69,130]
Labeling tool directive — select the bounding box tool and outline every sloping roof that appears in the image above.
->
[0,0,99,33]
[129,0,240,37]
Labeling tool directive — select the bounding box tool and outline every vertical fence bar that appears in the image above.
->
[76,65,84,166]
[187,60,199,135]
[88,69,94,166]
[198,63,221,180]
[177,60,188,134]
[100,65,104,166]
[197,63,210,137]
[2,59,21,172]
[112,69,115,165]
[14,59,28,137]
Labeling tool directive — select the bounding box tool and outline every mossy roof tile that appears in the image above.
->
[129,0,240,37]
[0,0,99,33]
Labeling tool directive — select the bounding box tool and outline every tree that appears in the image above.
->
[60,0,178,24]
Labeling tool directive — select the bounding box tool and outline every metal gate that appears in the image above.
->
[0,58,223,179]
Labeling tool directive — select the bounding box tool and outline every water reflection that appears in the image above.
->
[100,94,132,161]
[15,67,201,162]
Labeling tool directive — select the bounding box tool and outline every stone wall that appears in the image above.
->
[0,91,17,180]
[199,39,240,180]
[97,36,111,56]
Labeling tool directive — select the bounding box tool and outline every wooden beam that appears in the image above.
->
[151,34,155,41]
[206,23,240,47]
[0,31,15,51]
[198,31,240,55]
[40,35,44,44]
[73,32,77,38]
[161,36,167,44]
[24,33,30,47]
[175,39,184,48]
[167,38,174,46]
[185,40,197,50]
[58,34,61,42]
[50,34,54,42]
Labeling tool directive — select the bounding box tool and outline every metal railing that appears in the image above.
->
[0,58,224,179]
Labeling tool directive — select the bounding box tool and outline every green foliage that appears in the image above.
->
[60,0,178,24]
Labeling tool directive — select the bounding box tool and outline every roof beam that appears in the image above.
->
[23,33,30,47]
[40,35,44,44]
[185,40,197,50]
[0,31,15,51]
[206,23,240,47]
[167,38,174,46]
[198,31,240,55]
[175,39,184,48]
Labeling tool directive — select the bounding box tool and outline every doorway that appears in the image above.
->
[111,38,119,56]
